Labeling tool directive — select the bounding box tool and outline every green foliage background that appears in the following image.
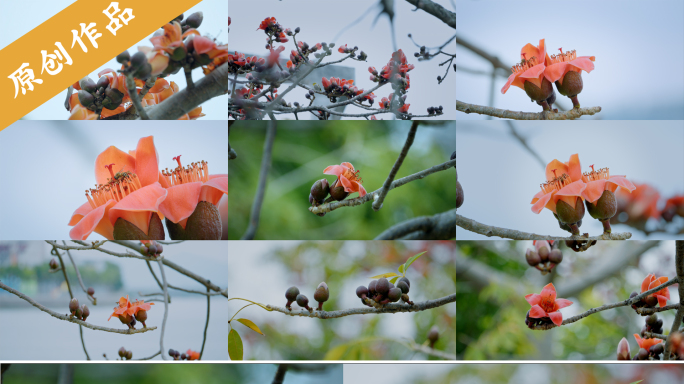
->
[228,121,455,239]
[456,241,677,360]
[228,240,456,360]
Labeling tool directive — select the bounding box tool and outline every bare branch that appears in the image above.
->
[242,120,277,239]
[0,281,156,335]
[375,209,456,240]
[457,100,601,120]
[405,0,456,29]
[157,258,170,360]
[272,364,289,384]
[506,121,545,168]
[456,213,632,240]
[199,286,211,360]
[664,240,684,360]
[125,73,150,120]
[373,122,418,211]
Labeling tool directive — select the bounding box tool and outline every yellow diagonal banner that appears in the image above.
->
[0,0,202,131]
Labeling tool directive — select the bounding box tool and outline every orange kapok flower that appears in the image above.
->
[544,48,595,108]
[581,164,635,232]
[614,183,661,223]
[502,39,555,108]
[108,295,134,326]
[157,155,227,239]
[525,283,573,326]
[323,162,367,198]
[531,154,586,215]
[634,333,663,351]
[662,195,684,222]
[186,349,200,360]
[641,274,671,307]
[69,136,168,240]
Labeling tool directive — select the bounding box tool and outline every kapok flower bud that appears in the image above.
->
[329,185,349,201]
[285,286,300,309]
[79,77,97,93]
[616,337,630,360]
[81,304,90,322]
[135,309,148,326]
[525,249,541,266]
[548,249,563,264]
[427,326,439,348]
[87,287,95,296]
[456,181,464,208]
[310,179,330,204]
[185,12,204,29]
[314,282,330,310]
[96,76,110,90]
[49,259,58,270]
[69,298,80,313]
[125,350,133,360]
[116,51,131,64]
[555,197,585,235]
[296,294,312,311]
[77,90,95,107]
[130,51,147,71]
[118,347,126,358]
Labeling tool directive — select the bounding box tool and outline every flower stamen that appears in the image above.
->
[549,49,577,65]
[84,164,142,209]
[540,171,570,194]
[510,55,539,75]
[162,156,209,186]
[583,165,610,182]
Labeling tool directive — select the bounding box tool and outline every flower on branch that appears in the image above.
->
[186,349,200,360]
[501,39,550,94]
[323,162,367,198]
[530,154,586,216]
[633,333,663,351]
[640,274,671,307]
[524,283,573,326]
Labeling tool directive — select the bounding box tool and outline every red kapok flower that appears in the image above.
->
[68,136,168,240]
[186,349,200,360]
[108,295,132,322]
[615,183,661,222]
[258,17,276,31]
[323,162,367,197]
[634,333,663,351]
[502,39,550,94]
[641,274,671,307]
[531,154,586,214]
[525,283,573,326]
[581,164,636,203]
[544,48,595,85]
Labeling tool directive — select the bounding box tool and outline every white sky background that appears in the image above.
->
[456,120,684,240]
[0,120,228,240]
[228,0,456,120]
[456,0,684,120]
[0,0,228,120]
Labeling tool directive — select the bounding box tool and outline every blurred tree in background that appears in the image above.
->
[228,121,455,239]
[228,240,455,360]
[456,241,676,360]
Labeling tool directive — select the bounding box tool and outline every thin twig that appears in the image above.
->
[456,213,632,240]
[125,74,149,120]
[375,209,457,240]
[272,364,289,384]
[242,120,277,239]
[457,100,601,120]
[79,322,91,360]
[135,350,161,360]
[0,281,156,335]
[506,121,545,168]
[310,159,456,215]
[664,241,684,360]
[199,285,211,360]
[157,258,170,360]
[405,0,456,29]
[372,121,418,211]
[62,241,95,304]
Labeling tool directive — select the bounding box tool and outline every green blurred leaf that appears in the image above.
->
[629,381,643,384]
[228,329,243,360]
[236,318,264,336]
[370,272,400,279]
[324,344,350,360]
[403,251,427,272]
[389,276,399,284]
[398,264,404,274]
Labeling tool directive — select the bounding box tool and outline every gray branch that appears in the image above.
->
[372,122,418,211]
[242,120,277,239]
[405,0,455,29]
[375,209,456,240]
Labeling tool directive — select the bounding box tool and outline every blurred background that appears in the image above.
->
[456,120,684,239]
[229,0,455,120]
[1,364,342,384]
[345,364,684,384]
[227,240,456,360]
[456,240,677,360]
[0,241,227,360]
[0,120,228,240]
[0,0,228,120]
[229,120,455,240]
[456,0,684,120]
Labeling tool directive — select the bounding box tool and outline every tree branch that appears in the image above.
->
[375,209,456,240]
[457,100,601,120]
[665,240,684,360]
[262,293,455,319]
[372,122,418,211]
[405,0,456,29]
[456,213,632,240]
[157,258,170,360]
[272,364,289,384]
[310,159,456,215]
[506,121,545,168]
[0,281,156,335]
[199,286,211,360]
[242,120,277,239]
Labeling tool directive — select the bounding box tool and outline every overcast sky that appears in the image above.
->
[0,0,227,120]
[0,120,227,240]
[456,0,684,120]
[229,0,456,120]
[456,120,684,240]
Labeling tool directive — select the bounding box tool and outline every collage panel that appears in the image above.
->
[0,240,228,360]
[228,121,456,240]
[456,240,684,361]
[456,0,684,120]
[228,0,455,120]
[456,120,684,241]
[227,240,456,361]
[0,121,228,241]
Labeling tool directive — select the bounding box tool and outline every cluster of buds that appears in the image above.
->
[372,49,414,94]
[140,241,164,257]
[356,277,413,307]
[413,45,430,60]
[525,241,562,274]
[118,347,133,360]
[168,348,200,360]
[73,74,125,115]
[639,314,664,339]
[617,335,666,361]
[378,93,409,114]
[285,283,329,312]
[258,17,289,45]
[68,298,90,322]
[630,274,670,310]
[227,52,264,75]
[320,76,375,105]
[287,41,323,70]
[427,105,444,115]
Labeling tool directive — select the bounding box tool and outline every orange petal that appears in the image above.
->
[528,304,548,319]
[554,298,573,311]
[545,159,569,182]
[568,57,595,74]
[158,182,203,225]
[641,274,655,293]
[525,293,541,306]
[543,62,569,84]
[95,146,137,185]
[134,136,160,187]
[548,311,563,326]
[566,154,582,181]
[539,283,557,302]
[69,200,117,240]
[582,180,607,203]
[323,165,345,176]
[199,176,228,206]
[108,183,168,236]
[531,191,554,214]
[193,36,217,54]
[148,78,170,94]
[501,72,521,94]
[607,176,636,194]
[555,180,586,199]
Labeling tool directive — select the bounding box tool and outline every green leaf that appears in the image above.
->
[236,318,264,336]
[389,276,399,284]
[403,251,427,272]
[324,344,350,360]
[629,381,643,384]
[369,272,400,279]
[398,264,404,274]
[228,329,243,360]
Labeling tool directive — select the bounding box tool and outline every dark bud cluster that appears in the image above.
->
[641,314,664,338]
[630,292,660,310]
[426,105,443,115]
[67,298,90,322]
[357,277,413,307]
[140,241,164,257]
[524,309,554,330]
[118,347,133,360]
[168,349,191,360]
[525,243,563,275]
[414,46,430,60]
[309,179,330,206]
[285,283,329,312]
